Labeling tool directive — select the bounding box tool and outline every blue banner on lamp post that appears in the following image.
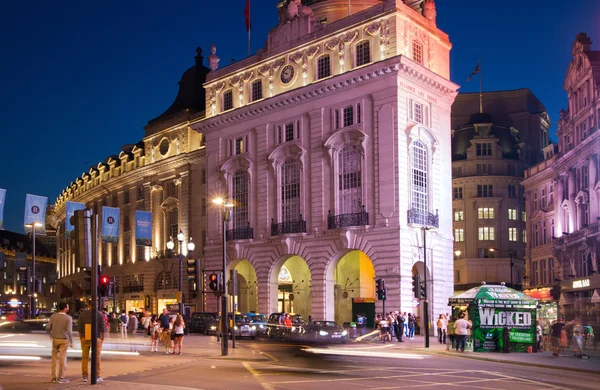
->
[135,211,152,246]
[24,194,47,235]
[65,201,85,238]
[101,206,120,243]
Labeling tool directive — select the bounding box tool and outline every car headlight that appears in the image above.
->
[291,326,296,332]
[259,324,265,329]
[319,330,329,336]
[234,326,238,330]
[342,330,348,336]
[251,326,256,331]
[210,326,216,330]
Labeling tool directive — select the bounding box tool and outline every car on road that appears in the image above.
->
[302,321,348,343]
[218,313,258,339]
[188,312,218,335]
[244,312,267,335]
[266,313,306,340]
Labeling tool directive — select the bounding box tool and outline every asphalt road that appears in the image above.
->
[1,333,600,390]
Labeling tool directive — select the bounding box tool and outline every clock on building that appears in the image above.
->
[280,65,295,84]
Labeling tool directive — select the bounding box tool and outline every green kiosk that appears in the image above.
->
[449,283,538,352]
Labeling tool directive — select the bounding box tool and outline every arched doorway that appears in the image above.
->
[329,250,376,325]
[270,256,311,319]
[231,260,258,313]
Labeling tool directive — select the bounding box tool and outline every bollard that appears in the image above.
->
[503,327,510,353]
[527,346,532,353]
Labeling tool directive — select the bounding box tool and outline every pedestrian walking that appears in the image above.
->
[150,315,160,352]
[46,302,74,383]
[454,314,471,352]
[119,310,128,338]
[78,306,105,383]
[437,314,447,344]
[407,314,415,339]
[128,311,139,334]
[447,317,456,350]
[172,314,186,354]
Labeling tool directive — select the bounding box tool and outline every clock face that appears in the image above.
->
[280,65,295,84]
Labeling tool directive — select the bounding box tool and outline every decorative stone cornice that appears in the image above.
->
[194,56,456,133]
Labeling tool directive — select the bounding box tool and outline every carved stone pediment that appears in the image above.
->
[306,46,319,58]
[273,58,286,70]
[364,23,380,36]
[258,64,271,76]
[242,71,254,82]
[324,128,369,160]
[215,82,225,92]
[325,38,340,50]
[268,142,307,172]
[343,31,358,44]
[230,76,241,86]
[289,52,303,64]
[574,190,589,205]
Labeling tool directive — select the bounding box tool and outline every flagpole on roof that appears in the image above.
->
[248,1,251,57]
[479,60,483,113]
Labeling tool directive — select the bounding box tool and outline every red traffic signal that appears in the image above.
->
[209,273,219,291]
[100,275,110,286]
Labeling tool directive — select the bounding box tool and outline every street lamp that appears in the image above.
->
[167,230,194,317]
[25,222,42,318]
[213,197,234,356]
[490,248,515,286]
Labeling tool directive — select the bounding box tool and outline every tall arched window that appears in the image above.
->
[281,158,301,222]
[411,141,428,223]
[339,145,362,214]
[232,170,249,229]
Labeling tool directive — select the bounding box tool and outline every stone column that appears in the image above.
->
[568,169,576,232]
[150,184,164,255]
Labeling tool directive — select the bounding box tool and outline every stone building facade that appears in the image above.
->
[522,33,600,324]
[451,90,550,292]
[194,0,457,326]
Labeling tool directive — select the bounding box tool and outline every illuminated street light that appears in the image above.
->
[25,222,42,318]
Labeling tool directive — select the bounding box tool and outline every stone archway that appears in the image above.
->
[269,255,312,319]
[326,250,376,325]
[231,259,258,313]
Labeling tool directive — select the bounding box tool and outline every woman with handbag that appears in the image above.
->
[172,315,186,355]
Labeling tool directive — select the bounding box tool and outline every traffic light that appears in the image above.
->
[187,259,201,288]
[375,278,386,300]
[209,273,222,292]
[70,209,92,268]
[99,274,110,296]
[412,274,421,298]
[420,278,426,300]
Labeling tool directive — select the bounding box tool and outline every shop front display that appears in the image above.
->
[449,283,538,352]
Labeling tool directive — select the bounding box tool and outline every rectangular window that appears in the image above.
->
[356,41,371,67]
[334,109,340,129]
[343,106,354,127]
[408,99,429,126]
[507,164,516,176]
[251,80,263,102]
[508,208,517,220]
[285,123,295,142]
[478,227,495,241]
[534,224,539,247]
[549,258,555,282]
[124,191,130,205]
[317,55,331,79]
[412,41,423,65]
[137,186,144,201]
[453,187,463,200]
[476,143,492,156]
[124,216,130,232]
[477,207,495,219]
[454,228,464,242]
[509,227,518,241]
[541,188,546,208]
[453,167,463,177]
[523,229,527,243]
[522,211,527,221]
[533,192,538,211]
[582,165,589,188]
[454,209,464,221]
[477,184,493,197]
[541,259,548,285]
[532,261,539,286]
[508,185,517,199]
[222,90,233,111]
[357,103,361,124]
[542,221,547,244]
[549,184,554,205]
[414,102,423,124]
[235,137,244,155]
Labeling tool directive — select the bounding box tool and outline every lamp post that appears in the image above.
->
[422,226,433,348]
[26,222,42,318]
[167,231,194,317]
[213,197,234,357]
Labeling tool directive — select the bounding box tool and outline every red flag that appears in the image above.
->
[244,0,251,32]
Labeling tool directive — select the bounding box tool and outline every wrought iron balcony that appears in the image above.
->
[226,223,254,240]
[407,207,439,228]
[328,206,369,229]
[271,216,306,236]
[123,285,144,293]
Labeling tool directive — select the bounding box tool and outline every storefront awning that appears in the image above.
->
[449,283,538,308]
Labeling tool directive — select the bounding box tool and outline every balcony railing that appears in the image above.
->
[226,223,254,240]
[407,208,439,228]
[123,285,144,293]
[271,216,306,236]
[328,206,369,229]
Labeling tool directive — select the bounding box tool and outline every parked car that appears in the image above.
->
[302,321,348,343]
[266,312,306,340]
[243,312,267,335]
[188,312,218,335]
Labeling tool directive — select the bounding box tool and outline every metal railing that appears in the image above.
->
[328,206,369,229]
[226,223,254,240]
[271,216,306,236]
[407,208,439,228]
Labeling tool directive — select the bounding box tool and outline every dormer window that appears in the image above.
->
[412,41,423,65]
[222,90,233,111]
[355,41,371,67]
[476,143,492,156]
[317,54,331,79]
[408,99,429,126]
[333,103,362,130]
[251,80,263,102]
[277,120,301,144]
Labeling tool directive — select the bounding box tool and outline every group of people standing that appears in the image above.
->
[546,317,596,358]
[374,311,417,342]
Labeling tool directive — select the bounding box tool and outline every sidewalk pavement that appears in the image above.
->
[353,333,600,374]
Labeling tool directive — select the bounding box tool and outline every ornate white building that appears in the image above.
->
[194,0,458,326]
[523,33,600,323]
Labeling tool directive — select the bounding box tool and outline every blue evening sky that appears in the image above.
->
[0,0,598,233]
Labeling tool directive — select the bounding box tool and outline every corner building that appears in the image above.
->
[195,0,458,326]
[523,33,600,323]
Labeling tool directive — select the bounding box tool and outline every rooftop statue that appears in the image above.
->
[208,44,220,72]
[286,0,314,22]
[422,0,436,25]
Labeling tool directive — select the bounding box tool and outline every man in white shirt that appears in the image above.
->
[454,314,472,352]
